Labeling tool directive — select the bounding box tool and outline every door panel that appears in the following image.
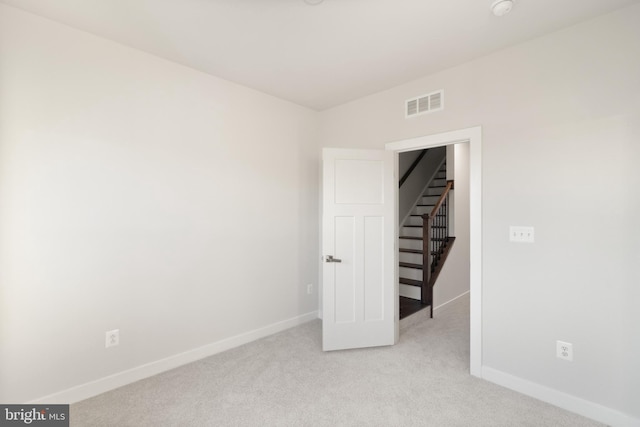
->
[363,216,384,322]
[334,216,355,323]
[334,159,385,204]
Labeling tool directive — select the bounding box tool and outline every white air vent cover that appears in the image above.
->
[405,90,444,118]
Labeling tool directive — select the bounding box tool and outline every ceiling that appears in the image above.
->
[2,0,638,110]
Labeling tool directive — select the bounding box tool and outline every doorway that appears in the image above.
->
[397,145,462,319]
[386,126,482,377]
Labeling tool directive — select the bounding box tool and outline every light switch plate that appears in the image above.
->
[510,226,534,243]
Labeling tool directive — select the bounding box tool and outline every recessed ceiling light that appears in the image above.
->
[304,0,324,5]
[491,0,514,16]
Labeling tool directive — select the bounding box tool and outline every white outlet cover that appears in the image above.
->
[556,340,573,361]
[105,329,120,348]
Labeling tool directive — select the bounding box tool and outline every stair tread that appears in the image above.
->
[399,262,422,269]
[399,278,422,287]
[399,296,430,319]
[399,248,422,254]
[399,236,448,241]
[399,248,439,255]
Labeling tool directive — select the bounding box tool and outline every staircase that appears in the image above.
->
[399,160,455,319]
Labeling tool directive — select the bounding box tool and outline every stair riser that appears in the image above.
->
[413,205,435,216]
[424,187,444,196]
[432,178,447,187]
[420,195,441,205]
[435,171,446,179]
[405,216,424,226]
[399,239,440,251]
[399,267,422,281]
[399,239,421,251]
[399,252,422,264]
[401,227,423,237]
[399,284,421,300]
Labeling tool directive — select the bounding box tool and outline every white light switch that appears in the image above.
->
[509,226,534,243]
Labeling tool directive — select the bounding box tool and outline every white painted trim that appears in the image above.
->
[385,126,479,153]
[434,290,470,312]
[482,367,640,427]
[386,125,482,378]
[28,311,318,405]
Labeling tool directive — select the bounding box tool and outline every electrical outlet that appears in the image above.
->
[509,226,535,243]
[105,329,119,348]
[307,284,313,294]
[557,340,573,361]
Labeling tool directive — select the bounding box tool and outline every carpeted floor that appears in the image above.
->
[71,295,604,426]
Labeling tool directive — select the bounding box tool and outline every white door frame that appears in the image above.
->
[386,126,482,377]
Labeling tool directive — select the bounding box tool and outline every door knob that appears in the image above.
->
[325,255,342,263]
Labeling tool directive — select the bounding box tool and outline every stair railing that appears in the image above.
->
[422,180,454,318]
[399,149,428,187]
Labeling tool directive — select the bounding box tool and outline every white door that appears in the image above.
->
[322,148,397,351]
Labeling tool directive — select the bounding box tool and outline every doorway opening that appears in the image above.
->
[397,145,459,320]
[386,126,482,377]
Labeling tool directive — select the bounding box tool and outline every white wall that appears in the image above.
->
[319,4,640,425]
[398,147,445,225]
[433,142,470,307]
[398,150,422,178]
[0,5,319,403]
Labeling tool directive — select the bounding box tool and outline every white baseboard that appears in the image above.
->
[29,311,318,405]
[434,289,470,312]
[482,367,640,427]
[400,287,470,308]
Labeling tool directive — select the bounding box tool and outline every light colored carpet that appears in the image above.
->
[71,295,604,426]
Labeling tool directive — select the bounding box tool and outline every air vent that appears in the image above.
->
[405,90,444,118]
